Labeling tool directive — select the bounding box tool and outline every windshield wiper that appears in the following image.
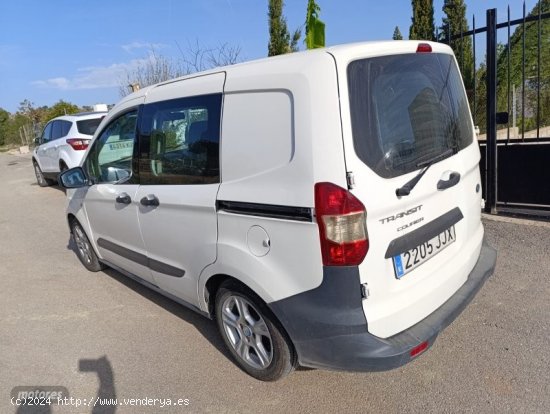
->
[395,149,453,197]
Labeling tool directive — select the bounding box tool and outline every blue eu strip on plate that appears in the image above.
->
[393,255,405,278]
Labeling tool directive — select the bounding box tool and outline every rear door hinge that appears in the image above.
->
[346,171,356,190]
[361,283,369,299]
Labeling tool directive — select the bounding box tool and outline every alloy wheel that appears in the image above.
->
[221,295,273,370]
[73,225,92,265]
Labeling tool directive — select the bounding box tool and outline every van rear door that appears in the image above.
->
[330,43,485,338]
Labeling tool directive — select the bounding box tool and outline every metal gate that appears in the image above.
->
[448,1,550,217]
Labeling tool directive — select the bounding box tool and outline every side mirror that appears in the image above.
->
[34,137,41,146]
[496,112,509,125]
[59,167,89,189]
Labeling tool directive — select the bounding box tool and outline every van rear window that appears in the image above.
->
[348,53,473,178]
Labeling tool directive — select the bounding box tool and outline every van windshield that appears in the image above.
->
[347,53,473,178]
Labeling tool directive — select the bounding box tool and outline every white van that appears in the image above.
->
[60,41,497,381]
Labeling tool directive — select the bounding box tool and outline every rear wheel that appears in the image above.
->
[215,281,296,381]
[70,219,105,272]
[33,161,54,187]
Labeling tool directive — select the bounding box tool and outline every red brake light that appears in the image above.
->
[66,138,90,151]
[416,43,432,53]
[314,182,369,266]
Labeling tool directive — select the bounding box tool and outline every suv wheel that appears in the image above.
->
[215,281,296,381]
[33,161,54,187]
[70,219,105,272]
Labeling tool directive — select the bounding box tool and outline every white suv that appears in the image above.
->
[32,112,106,186]
[59,41,497,381]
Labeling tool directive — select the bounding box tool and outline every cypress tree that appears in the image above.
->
[268,0,300,56]
[409,0,435,41]
[393,26,403,40]
[441,0,474,91]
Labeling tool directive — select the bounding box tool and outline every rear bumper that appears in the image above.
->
[269,238,497,371]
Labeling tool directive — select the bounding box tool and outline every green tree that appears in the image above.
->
[495,0,550,134]
[392,26,403,40]
[268,0,301,56]
[0,108,9,146]
[43,100,80,122]
[440,0,474,92]
[409,0,435,41]
[0,112,32,147]
[305,0,325,49]
[18,99,45,125]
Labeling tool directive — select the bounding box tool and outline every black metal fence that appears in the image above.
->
[448,1,550,216]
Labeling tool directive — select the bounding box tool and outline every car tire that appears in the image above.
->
[215,281,296,381]
[33,161,54,187]
[70,219,105,272]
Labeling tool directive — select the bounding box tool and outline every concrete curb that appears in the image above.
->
[482,213,550,228]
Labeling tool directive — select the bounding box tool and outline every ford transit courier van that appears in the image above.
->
[59,41,497,381]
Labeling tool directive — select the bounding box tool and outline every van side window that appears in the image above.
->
[139,94,222,185]
[86,110,137,184]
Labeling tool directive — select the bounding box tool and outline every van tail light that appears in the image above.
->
[314,182,369,266]
[66,138,90,151]
[416,43,432,53]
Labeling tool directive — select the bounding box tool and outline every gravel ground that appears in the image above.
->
[0,152,548,413]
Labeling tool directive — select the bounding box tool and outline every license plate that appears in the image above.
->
[393,226,456,279]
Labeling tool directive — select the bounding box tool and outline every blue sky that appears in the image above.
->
[0,0,537,113]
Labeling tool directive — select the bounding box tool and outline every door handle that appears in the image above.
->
[115,193,132,204]
[140,194,159,207]
[437,172,461,190]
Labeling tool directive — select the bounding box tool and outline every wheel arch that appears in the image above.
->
[59,158,69,170]
[57,151,73,170]
[32,156,43,169]
[203,272,297,361]
[67,212,102,259]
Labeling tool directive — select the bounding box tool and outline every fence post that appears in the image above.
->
[485,8,497,214]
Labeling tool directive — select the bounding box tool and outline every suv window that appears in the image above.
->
[60,120,72,137]
[41,122,53,143]
[77,117,103,135]
[51,121,63,140]
[139,94,222,185]
[348,53,473,178]
[86,111,137,184]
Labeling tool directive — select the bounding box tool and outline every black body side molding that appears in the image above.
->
[217,200,313,222]
[97,238,185,278]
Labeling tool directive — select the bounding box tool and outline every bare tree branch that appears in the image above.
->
[119,41,242,97]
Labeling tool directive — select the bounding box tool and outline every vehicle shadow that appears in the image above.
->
[29,181,66,194]
[66,237,230,363]
[102,267,229,359]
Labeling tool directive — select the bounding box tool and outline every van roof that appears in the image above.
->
[118,40,453,106]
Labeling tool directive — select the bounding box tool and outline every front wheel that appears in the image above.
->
[215,281,296,381]
[33,161,54,187]
[70,220,105,272]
